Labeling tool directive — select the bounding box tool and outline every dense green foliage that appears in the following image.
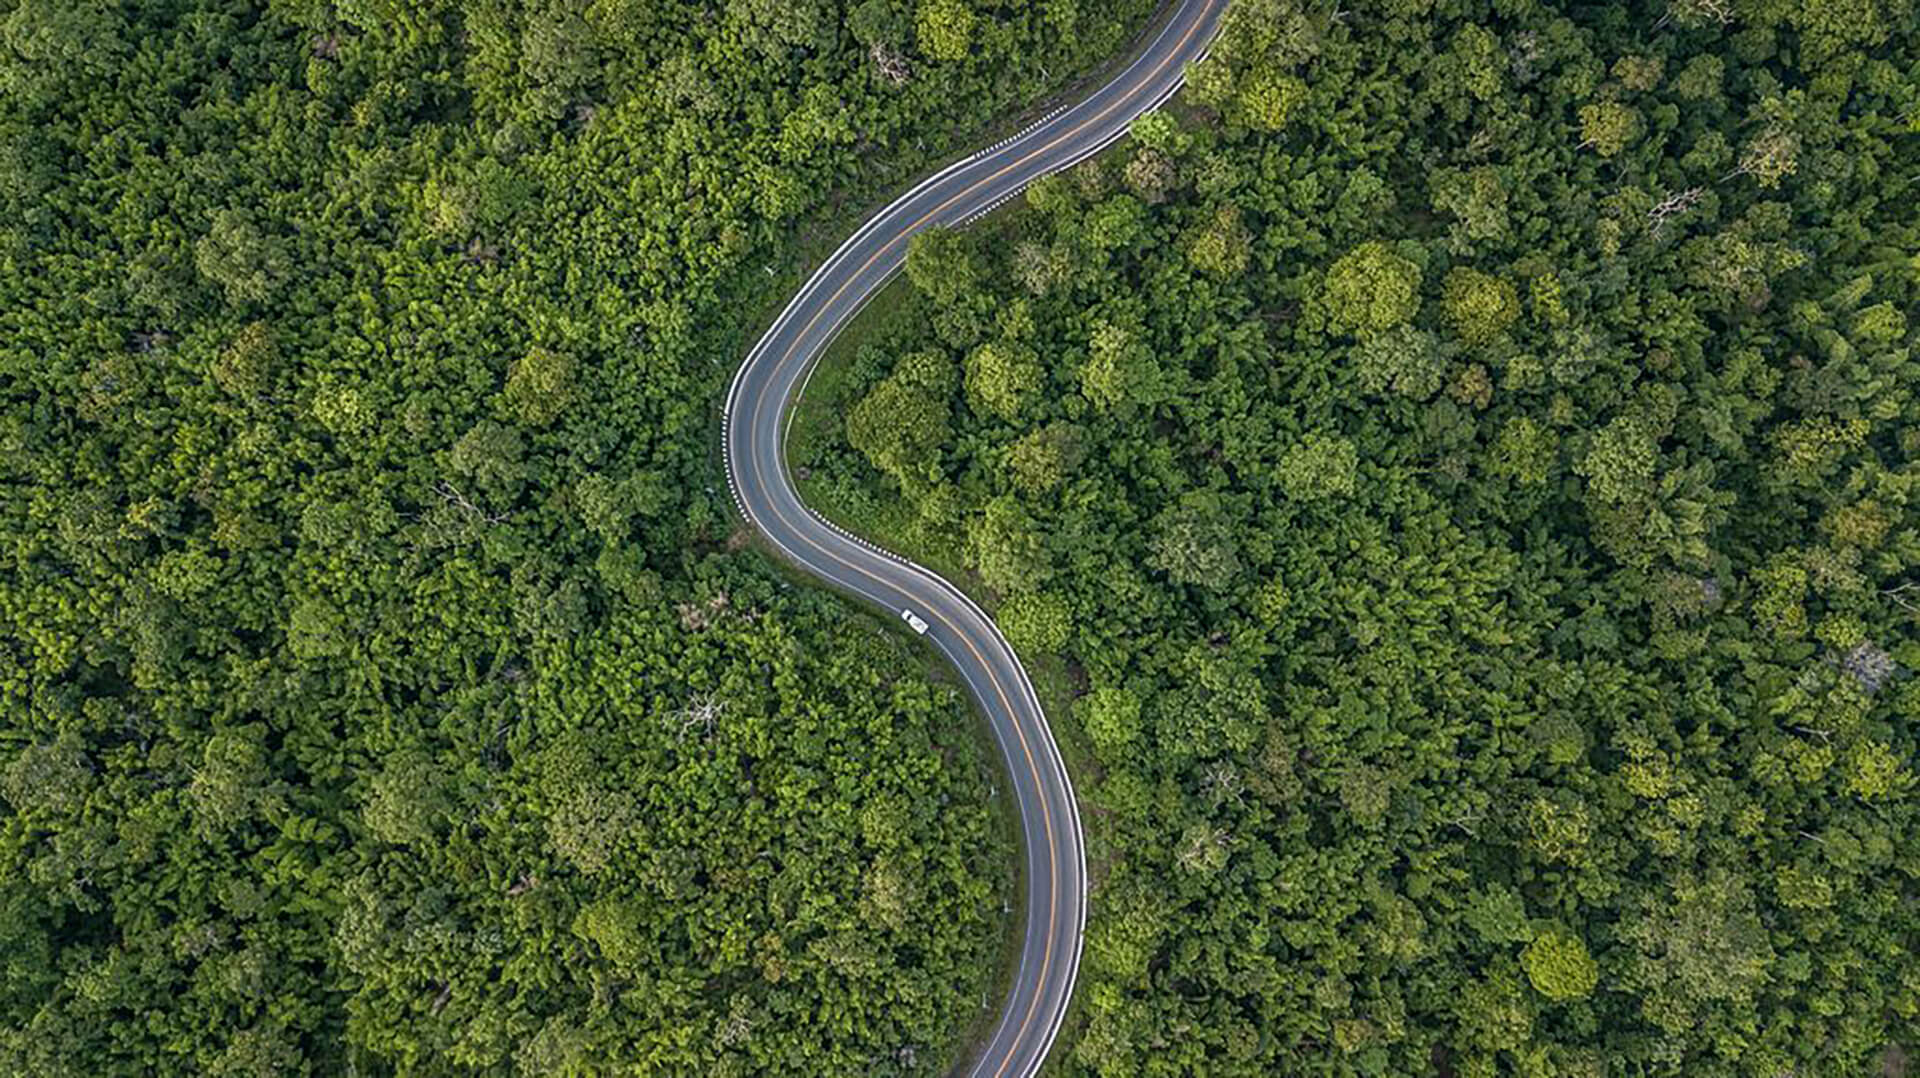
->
[806,0,1920,1072]
[0,0,1160,1072]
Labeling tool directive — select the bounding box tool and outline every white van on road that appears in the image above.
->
[901,609,930,635]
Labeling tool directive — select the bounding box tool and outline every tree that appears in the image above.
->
[516,1016,594,1076]
[361,749,452,847]
[1456,966,1534,1055]
[450,419,528,501]
[574,472,636,542]
[1432,167,1509,252]
[1463,886,1535,945]
[1728,123,1798,188]
[999,591,1070,654]
[1612,55,1664,92]
[207,1024,306,1078]
[572,897,650,970]
[916,0,974,62]
[1490,416,1556,485]
[518,3,603,118]
[505,346,576,426]
[212,322,276,398]
[906,227,977,303]
[969,494,1052,594]
[0,0,127,101]
[1622,870,1776,1030]
[546,785,639,875]
[1186,204,1251,279]
[1522,928,1600,1001]
[1130,109,1190,156]
[195,210,287,305]
[1441,267,1519,346]
[1123,148,1178,204]
[1012,240,1072,295]
[1088,193,1147,250]
[1353,326,1449,400]
[1277,434,1358,500]
[1790,0,1908,63]
[1240,69,1307,130]
[1844,739,1911,800]
[189,724,280,839]
[1079,687,1141,758]
[288,596,350,660]
[965,341,1040,421]
[729,0,829,57]
[1,739,93,819]
[1080,318,1163,411]
[847,351,954,483]
[1149,491,1242,589]
[1005,423,1082,494]
[1665,0,1734,28]
[1338,765,1389,829]
[1576,415,1659,505]
[1325,242,1422,337]
[1578,100,1639,157]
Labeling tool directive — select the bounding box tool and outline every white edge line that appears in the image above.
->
[721,2,1219,1072]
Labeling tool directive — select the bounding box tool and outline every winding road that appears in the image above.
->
[721,2,1226,1073]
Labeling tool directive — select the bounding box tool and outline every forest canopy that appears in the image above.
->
[800,0,1920,1072]
[0,0,1157,1073]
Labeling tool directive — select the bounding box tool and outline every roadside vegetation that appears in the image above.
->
[803,0,1920,1072]
[0,0,1156,1073]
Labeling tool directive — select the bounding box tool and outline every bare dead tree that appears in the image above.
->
[432,480,509,525]
[1176,825,1232,872]
[669,691,724,742]
[1507,31,1543,83]
[1202,761,1245,808]
[1655,0,1733,30]
[676,592,731,631]
[869,41,910,87]
[1833,640,1897,694]
[1648,186,1704,234]
[718,999,755,1048]
[1446,803,1486,837]
[464,236,501,266]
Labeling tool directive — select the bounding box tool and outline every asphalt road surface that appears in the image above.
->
[722,2,1227,1073]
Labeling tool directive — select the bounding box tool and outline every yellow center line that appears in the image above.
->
[738,3,1218,1070]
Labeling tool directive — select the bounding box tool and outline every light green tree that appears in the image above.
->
[1079,687,1141,757]
[1578,100,1640,157]
[966,341,1041,420]
[1278,434,1358,501]
[999,591,1070,654]
[1522,927,1600,1001]
[916,0,974,62]
[1442,267,1519,347]
[1325,242,1422,337]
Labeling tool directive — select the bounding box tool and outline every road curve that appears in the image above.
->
[722,3,1226,1073]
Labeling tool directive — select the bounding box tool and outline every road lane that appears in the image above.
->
[721,3,1227,1073]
